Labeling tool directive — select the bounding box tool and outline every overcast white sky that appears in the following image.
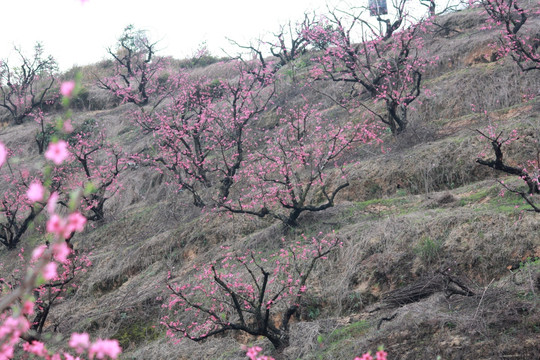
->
[1,0,350,70]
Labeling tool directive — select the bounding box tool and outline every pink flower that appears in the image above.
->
[88,339,122,359]
[22,340,47,356]
[43,262,57,281]
[61,81,75,97]
[27,181,44,203]
[31,244,48,261]
[22,300,34,315]
[0,142,7,168]
[63,353,82,360]
[47,214,66,238]
[354,354,373,360]
[53,242,71,263]
[246,346,262,360]
[47,192,59,215]
[0,346,15,359]
[1,315,30,335]
[67,212,87,233]
[45,140,69,165]
[376,350,388,360]
[69,333,90,354]
[64,119,74,133]
[20,169,30,180]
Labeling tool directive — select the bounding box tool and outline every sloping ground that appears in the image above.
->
[1,5,540,360]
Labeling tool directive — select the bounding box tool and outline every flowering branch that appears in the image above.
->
[0,43,57,125]
[476,127,540,212]
[480,0,540,71]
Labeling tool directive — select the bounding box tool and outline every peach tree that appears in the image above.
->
[162,235,340,350]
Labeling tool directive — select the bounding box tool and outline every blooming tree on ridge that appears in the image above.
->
[303,9,429,135]
[480,0,540,71]
[0,43,57,125]
[97,25,163,106]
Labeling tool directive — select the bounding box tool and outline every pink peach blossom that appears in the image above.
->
[45,140,69,165]
[47,192,59,215]
[67,212,87,233]
[69,333,90,354]
[43,262,58,281]
[64,119,74,133]
[27,181,44,203]
[53,242,71,263]
[88,339,122,359]
[0,142,7,168]
[22,300,34,315]
[63,353,81,360]
[22,340,47,356]
[246,346,262,360]
[47,214,66,238]
[31,244,48,261]
[61,81,75,97]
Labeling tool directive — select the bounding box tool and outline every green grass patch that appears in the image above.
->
[459,186,533,214]
[457,186,498,206]
[112,320,163,350]
[493,203,531,213]
[488,191,531,213]
[414,236,444,264]
[316,320,370,356]
[519,256,540,270]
